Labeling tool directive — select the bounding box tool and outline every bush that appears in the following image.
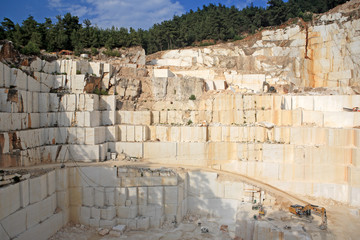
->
[21,41,40,55]
[187,120,193,125]
[74,48,81,56]
[300,12,313,22]
[91,47,99,56]
[101,89,109,95]
[93,88,100,95]
[189,94,196,100]
[103,49,121,57]
[199,42,215,47]
[233,35,244,41]
[93,87,108,95]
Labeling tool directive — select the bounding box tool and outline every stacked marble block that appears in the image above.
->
[113,94,360,206]
[0,62,59,93]
[114,94,360,128]
[114,124,360,205]
[66,167,266,230]
[69,167,186,230]
[0,170,65,240]
[0,61,95,94]
[0,92,118,165]
[27,58,115,91]
[0,58,119,166]
[0,58,114,95]
[0,167,268,237]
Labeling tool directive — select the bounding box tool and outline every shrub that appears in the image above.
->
[189,94,196,100]
[94,87,109,95]
[103,49,121,57]
[21,41,40,55]
[74,48,81,56]
[233,35,244,41]
[301,12,313,22]
[93,88,101,95]
[91,47,99,56]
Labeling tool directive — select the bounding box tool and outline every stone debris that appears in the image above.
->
[350,209,360,217]
[0,171,30,186]
[112,224,126,233]
[109,230,121,237]
[256,121,275,129]
[98,228,109,236]
[220,224,228,232]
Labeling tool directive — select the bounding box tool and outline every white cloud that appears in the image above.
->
[233,0,255,9]
[226,0,268,10]
[48,0,62,8]
[48,0,185,29]
[48,0,90,18]
[68,5,90,18]
[87,0,184,29]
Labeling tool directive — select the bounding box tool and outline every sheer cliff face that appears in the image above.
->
[150,2,360,90]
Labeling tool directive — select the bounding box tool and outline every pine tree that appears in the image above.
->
[0,1,350,55]
[21,40,40,55]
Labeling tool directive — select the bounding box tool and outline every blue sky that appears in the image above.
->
[1,0,268,29]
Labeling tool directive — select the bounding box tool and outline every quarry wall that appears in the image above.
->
[0,167,272,239]
[1,56,360,207]
[150,9,360,91]
[0,170,64,240]
[1,3,360,225]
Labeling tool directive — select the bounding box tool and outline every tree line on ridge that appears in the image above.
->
[0,0,347,55]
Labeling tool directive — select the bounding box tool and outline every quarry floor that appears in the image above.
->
[49,203,343,240]
[49,219,234,240]
[3,161,360,240]
[48,207,331,240]
[48,203,360,240]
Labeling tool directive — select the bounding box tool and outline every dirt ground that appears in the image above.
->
[301,195,360,240]
[49,217,234,240]
[48,202,348,240]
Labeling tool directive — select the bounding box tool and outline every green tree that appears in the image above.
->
[105,27,118,49]
[1,18,16,41]
[326,0,347,11]
[21,40,40,55]
[267,0,287,26]
[90,26,100,47]
[286,0,301,19]
[0,1,351,55]
[22,16,39,44]
[80,19,92,48]
[52,13,81,50]
[0,26,5,40]
[12,24,23,48]
[128,27,140,47]
[71,29,83,55]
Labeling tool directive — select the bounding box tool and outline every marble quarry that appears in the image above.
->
[1,1,360,239]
